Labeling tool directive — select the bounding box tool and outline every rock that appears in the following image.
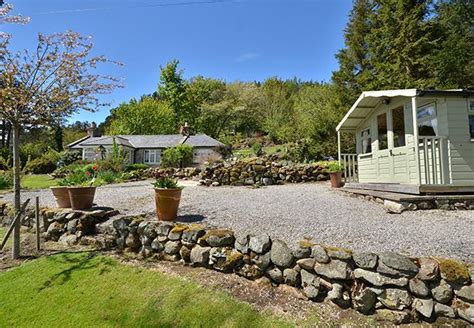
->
[417,258,439,281]
[378,289,412,310]
[236,264,262,280]
[151,238,165,252]
[58,233,78,246]
[262,177,273,186]
[326,247,352,261]
[378,252,419,277]
[432,280,453,303]
[66,219,79,233]
[354,268,408,287]
[251,252,271,271]
[297,258,315,271]
[139,245,153,258]
[210,248,243,272]
[438,258,471,285]
[300,269,320,300]
[384,200,407,214]
[164,241,181,255]
[352,288,377,314]
[190,245,211,266]
[375,309,411,324]
[434,302,456,318]
[409,278,430,297]
[234,233,249,254]
[201,229,235,247]
[125,232,140,250]
[456,300,474,324]
[283,268,300,287]
[413,298,434,318]
[292,245,311,259]
[266,267,284,284]
[211,181,220,187]
[270,239,294,268]
[248,234,271,254]
[311,245,330,263]
[314,260,351,280]
[168,225,187,241]
[326,283,350,306]
[353,252,378,270]
[182,226,205,244]
[456,285,474,302]
[112,217,131,235]
[156,222,174,236]
[140,235,152,246]
[46,221,64,241]
[179,245,192,262]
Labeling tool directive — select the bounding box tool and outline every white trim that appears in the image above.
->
[411,97,421,185]
[144,149,161,164]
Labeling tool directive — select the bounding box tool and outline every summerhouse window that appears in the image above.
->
[417,103,438,136]
[377,113,388,150]
[144,150,159,164]
[469,115,474,140]
[361,128,372,154]
[392,106,406,147]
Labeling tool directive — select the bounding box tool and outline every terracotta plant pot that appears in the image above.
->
[154,188,182,221]
[68,186,96,210]
[50,186,71,208]
[329,172,343,188]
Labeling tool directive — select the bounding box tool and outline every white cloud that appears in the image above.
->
[236,52,260,62]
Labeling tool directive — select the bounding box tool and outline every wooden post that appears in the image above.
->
[35,197,40,252]
[0,199,30,252]
[411,97,421,185]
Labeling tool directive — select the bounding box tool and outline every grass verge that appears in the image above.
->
[0,252,292,327]
[21,174,58,189]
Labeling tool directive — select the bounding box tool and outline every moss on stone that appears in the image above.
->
[325,246,353,254]
[437,258,471,284]
[298,239,315,248]
[225,250,243,266]
[201,229,233,240]
[170,224,188,233]
[187,224,204,231]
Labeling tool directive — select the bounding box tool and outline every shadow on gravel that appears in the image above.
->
[176,214,205,223]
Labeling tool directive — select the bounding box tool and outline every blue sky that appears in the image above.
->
[4,0,352,124]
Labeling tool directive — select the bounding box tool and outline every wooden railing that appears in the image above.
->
[418,136,449,185]
[341,153,358,183]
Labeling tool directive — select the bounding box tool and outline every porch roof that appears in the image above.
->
[335,88,474,132]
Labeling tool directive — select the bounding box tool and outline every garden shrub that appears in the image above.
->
[0,171,13,190]
[23,156,57,174]
[97,170,120,184]
[0,157,10,170]
[58,150,82,166]
[124,163,149,172]
[161,145,193,168]
[251,142,264,156]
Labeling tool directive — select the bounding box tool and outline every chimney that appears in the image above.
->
[87,122,101,137]
[179,122,193,136]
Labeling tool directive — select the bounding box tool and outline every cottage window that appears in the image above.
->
[417,103,438,136]
[469,99,474,112]
[377,113,388,150]
[392,106,406,147]
[360,128,372,154]
[469,115,474,139]
[144,150,159,164]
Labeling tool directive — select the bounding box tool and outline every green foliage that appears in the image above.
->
[161,145,194,168]
[58,150,82,166]
[97,170,121,184]
[251,142,264,156]
[124,163,149,172]
[152,176,182,189]
[23,151,59,174]
[106,97,176,135]
[0,252,292,327]
[327,161,344,173]
[58,170,90,187]
[0,171,13,190]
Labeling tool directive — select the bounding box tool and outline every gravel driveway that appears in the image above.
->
[3,181,473,262]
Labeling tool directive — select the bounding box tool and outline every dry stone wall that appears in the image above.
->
[1,202,473,325]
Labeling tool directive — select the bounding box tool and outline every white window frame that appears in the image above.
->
[360,128,372,154]
[144,150,160,164]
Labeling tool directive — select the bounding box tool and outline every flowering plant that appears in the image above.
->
[152,172,182,189]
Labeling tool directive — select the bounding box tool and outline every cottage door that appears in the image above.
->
[388,106,410,184]
[375,112,392,182]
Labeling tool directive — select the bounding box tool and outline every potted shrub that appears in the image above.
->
[153,175,183,221]
[327,161,344,188]
[62,164,99,210]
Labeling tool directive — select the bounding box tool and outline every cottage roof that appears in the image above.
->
[336,89,474,132]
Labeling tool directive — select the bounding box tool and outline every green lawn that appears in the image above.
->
[0,252,292,328]
[21,174,58,189]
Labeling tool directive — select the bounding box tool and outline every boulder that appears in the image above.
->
[300,269,320,300]
[353,252,378,270]
[352,288,377,314]
[384,200,407,214]
[248,234,271,254]
[417,258,439,281]
[438,258,471,285]
[182,226,205,244]
[354,268,408,287]
[378,289,412,310]
[377,252,419,277]
[125,232,140,250]
[58,233,78,246]
[455,300,474,324]
[292,245,311,259]
[311,245,330,263]
[46,221,65,241]
[374,309,411,324]
[456,285,474,302]
[314,260,351,280]
[156,222,174,236]
[432,280,453,304]
[434,302,456,318]
[179,245,192,262]
[327,283,350,306]
[190,245,211,266]
[283,268,300,287]
[413,298,434,318]
[139,245,153,258]
[234,233,249,254]
[151,238,165,252]
[201,229,235,247]
[409,278,430,297]
[270,239,294,268]
[168,225,187,241]
[251,252,271,271]
[164,241,181,255]
[296,258,315,271]
[236,264,262,280]
[266,267,284,284]
[326,247,352,261]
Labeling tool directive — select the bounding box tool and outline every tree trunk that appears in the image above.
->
[11,123,21,259]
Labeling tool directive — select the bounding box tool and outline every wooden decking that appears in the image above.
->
[344,182,474,195]
[342,187,474,202]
